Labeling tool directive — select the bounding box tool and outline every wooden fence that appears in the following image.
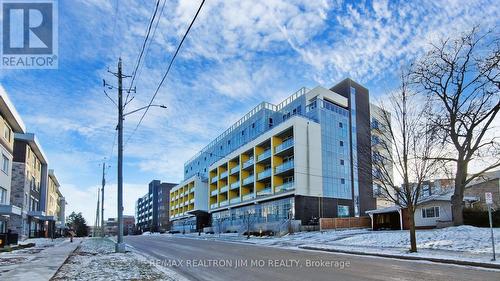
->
[319,217,371,230]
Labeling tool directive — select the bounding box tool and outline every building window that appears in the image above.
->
[341,178,345,184]
[339,140,344,147]
[4,123,11,142]
[422,206,440,218]
[2,154,9,174]
[339,122,343,128]
[0,187,6,204]
[340,159,344,165]
[338,205,350,217]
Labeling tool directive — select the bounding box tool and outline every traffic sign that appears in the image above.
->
[485,192,493,205]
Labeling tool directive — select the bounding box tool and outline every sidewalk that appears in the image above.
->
[0,238,81,280]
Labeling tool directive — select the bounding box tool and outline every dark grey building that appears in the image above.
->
[135,180,176,232]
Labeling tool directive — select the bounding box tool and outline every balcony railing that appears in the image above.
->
[220,171,228,179]
[220,185,229,193]
[229,197,241,204]
[257,149,271,162]
[210,189,218,196]
[189,187,195,193]
[242,158,254,169]
[275,138,294,154]
[230,165,240,174]
[275,181,295,193]
[257,168,272,180]
[257,188,272,196]
[230,181,240,190]
[210,203,219,209]
[189,198,195,204]
[275,160,294,174]
[242,193,255,201]
[211,177,218,184]
[219,200,229,206]
[242,175,254,186]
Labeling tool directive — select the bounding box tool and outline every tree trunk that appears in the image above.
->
[408,208,417,253]
[452,161,467,225]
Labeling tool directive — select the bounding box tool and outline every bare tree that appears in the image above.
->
[411,27,500,225]
[372,72,441,252]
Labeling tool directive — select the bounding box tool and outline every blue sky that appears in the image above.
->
[0,0,498,223]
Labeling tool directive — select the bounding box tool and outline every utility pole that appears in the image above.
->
[101,161,107,238]
[116,58,125,253]
[104,58,166,253]
[94,187,100,237]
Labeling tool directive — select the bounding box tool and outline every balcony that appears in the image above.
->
[220,185,229,193]
[242,158,254,169]
[229,197,241,204]
[230,181,240,190]
[219,200,229,207]
[220,171,228,179]
[189,187,195,193]
[190,198,195,204]
[210,203,219,209]
[242,193,255,201]
[210,189,218,196]
[275,138,294,154]
[257,168,272,180]
[242,175,254,186]
[211,177,218,184]
[257,149,271,162]
[230,165,240,174]
[275,181,295,193]
[275,161,294,174]
[257,188,272,196]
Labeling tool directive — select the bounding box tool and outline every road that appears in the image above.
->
[124,235,500,281]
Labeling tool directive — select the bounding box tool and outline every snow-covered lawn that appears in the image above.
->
[52,238,176,281]
[330,225,500,254]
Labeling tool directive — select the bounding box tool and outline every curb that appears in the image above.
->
[299,246,500,270]
[49,239,82,281]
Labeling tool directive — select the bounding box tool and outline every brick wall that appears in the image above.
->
[465,179,500,210]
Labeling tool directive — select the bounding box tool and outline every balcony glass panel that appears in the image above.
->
[229,197,241,204]
[242,175,254,185]
[257,188,272,196]
[275,181,295,193]
[220,185,229,193]
[210,203,218,209]
[275,138,294,154]
[230,182,240,190]
[230,165,240,174]
[257,168,272,180]
[242,158,254,169]
[210,189,218,196]
[220,171,228,179]
[211,177,218,184]
[257,149,271,162]
[275,161,294,174]
[219,200,229,206]
[242,193,255,201]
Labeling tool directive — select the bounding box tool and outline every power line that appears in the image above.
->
[130,0,168,93]
[128,0,161,94]
[125,0,206,147]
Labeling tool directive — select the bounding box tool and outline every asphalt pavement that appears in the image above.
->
[124,235,500,281]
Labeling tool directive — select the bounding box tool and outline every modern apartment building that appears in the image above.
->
[0,88,26,234]
[136,180,176,232]
[180,78,378,232]
[9,133,51,239]
[47,169,66,237]
[169,175,209,232]
[370,104,394,208]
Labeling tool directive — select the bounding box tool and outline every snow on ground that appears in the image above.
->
[52,238,176,281]
[330,226,500,254]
